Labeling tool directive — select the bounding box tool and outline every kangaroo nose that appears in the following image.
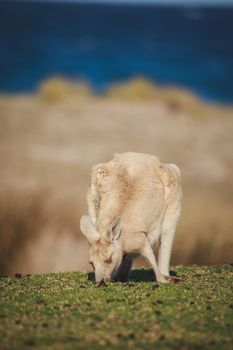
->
[96,279,107,287]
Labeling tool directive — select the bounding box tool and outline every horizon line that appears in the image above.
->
[5,0,233,6]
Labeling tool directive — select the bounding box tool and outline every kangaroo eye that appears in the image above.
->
[89,261,94,269]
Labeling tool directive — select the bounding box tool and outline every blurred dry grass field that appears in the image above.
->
[0,77,232,275]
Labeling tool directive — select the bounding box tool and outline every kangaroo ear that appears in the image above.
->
[107,217,121,241]
[80,215,100,244]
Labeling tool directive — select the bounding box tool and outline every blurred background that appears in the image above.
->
[0,0,232,275]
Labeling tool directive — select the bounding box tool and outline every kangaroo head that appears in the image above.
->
[80,215,123,284]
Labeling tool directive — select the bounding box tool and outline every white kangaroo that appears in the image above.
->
[80,152,182,284]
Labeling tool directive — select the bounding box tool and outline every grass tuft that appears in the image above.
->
[39,76,92,102]
[0,190,81,276]
[0,191,49,274]
[106,77,232,118]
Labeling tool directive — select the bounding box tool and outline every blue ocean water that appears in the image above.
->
[0,1,233,103]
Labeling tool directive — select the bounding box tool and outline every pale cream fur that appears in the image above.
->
[80,152,182,284]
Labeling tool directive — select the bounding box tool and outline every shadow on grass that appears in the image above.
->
[87,268,178,283]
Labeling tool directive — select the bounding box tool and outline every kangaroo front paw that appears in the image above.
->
[163,275,181,283]
[156,274,169,283]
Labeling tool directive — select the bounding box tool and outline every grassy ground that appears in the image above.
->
[0,265,232,350]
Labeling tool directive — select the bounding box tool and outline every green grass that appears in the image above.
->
[0,265,232,350]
